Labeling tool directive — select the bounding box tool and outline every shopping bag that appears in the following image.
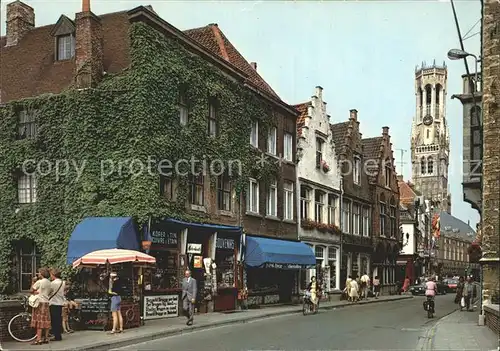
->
[460,296,465,307]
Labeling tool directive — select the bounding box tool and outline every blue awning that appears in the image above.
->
[158,218,242,236]
[66,217,140,264]
[244,236,316,269]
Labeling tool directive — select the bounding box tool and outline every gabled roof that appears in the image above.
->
[293,102,311,137]
[361,137,383,160]
[330,122,350,153]
[398,179,417,205]
[184,24,280,99]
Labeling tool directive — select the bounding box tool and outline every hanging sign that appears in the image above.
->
[193,255,203,268]
[187,243,202,254]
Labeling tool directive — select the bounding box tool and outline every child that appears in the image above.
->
[62,299,78,333]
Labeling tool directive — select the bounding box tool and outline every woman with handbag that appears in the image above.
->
[30,268,53,345]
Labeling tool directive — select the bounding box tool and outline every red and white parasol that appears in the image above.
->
[72,249,156,268]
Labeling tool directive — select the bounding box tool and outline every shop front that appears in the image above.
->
[243,235,316,307]
[66,217,143,331]
[143,218,242,317]
[300,244,341,295]
[339,235,372,289]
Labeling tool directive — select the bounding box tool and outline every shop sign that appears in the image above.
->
[187,243,202,254]
[150,230,178,246]
[143,295,179,320]
[264,263,311,269]
[193,255,203,268]
[216,238,235,250]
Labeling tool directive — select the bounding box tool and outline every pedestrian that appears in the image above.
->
[344,276,353,302]
[372,275,380,299]
[402,276,411,294]
[108,272,124,334]
[349,275,359,302]
[463,277,474,312]
[30,267,52,345]
[181,270,197,325]
[49,268,65,341]
[360,273,370,299]
[307,277,319,312]
[455,276,465,310]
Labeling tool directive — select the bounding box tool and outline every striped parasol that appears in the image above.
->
[72,249,156,268]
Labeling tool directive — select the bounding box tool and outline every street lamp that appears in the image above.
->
[401,231,410,247]
[447,49,479,92]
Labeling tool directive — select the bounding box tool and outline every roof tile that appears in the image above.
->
[330,122,349,153]
[293,102,310,137]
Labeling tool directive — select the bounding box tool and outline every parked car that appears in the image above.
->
[409,281,447,296]
[443,278,459,293]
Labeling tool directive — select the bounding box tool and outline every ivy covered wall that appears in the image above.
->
[0,22,278,293]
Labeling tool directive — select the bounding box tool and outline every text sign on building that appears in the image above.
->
[216,238,235,250]
[143,295,179,320]
[187,243,202,254]
[150,230,178,246]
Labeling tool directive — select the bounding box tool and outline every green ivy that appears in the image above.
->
[0,22,279,293]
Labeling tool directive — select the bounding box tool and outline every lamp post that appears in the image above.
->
[447,49,479,92]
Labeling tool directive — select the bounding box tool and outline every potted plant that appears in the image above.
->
[467,241,482,263]
[321,160,330,172]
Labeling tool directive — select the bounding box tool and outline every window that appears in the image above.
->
[300,186,311,220]
[18,174,37,204]
[250,120,259,147]
[57,34,75,60]
[189,174,204,206]
[267,127,277,155]
[327,247,338,290]
[315,246,324,259]
[390,202,396,238]
[426,129,430,139]
[385,159,391,187]
[267,180,277,217]
[179,88,189,126]
[427,157,434,174]
[420,157,426,174]
[247,178,259,213]
[327,194,337,225]
[284,181,294,220]
[284,132,293,162]
[315,190,324,223]
[342,200,350,233]
[379,202,386,236]
[316,138,324,168]
[362,207,370,236]
[159,175,173,200]
[15,241,41,292]
[18,110,37,139]
[208,100,218,136]
[217,174,231,211]
[352,204,360,235]
[353,156,361,184]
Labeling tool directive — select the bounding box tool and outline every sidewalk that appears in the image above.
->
[423,308,499,351]
[3,294,411,351]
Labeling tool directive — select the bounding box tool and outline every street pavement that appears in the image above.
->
[114,295,461,351]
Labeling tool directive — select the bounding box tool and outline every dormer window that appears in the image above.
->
[57,34,75,61]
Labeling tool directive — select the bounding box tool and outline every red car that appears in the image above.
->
[444,278,459,292]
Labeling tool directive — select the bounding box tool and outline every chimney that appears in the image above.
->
[315,86,323,99]
[75,0,103,88]
[382,126,389,135]
[5,1,35,47]
[349,109,358,121]
[397,175,404,181]
[250,62,257,70]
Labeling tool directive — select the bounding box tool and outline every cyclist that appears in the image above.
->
[425,276,438,312]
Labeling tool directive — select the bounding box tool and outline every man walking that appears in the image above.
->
[49,268,65,341]
[182,270,197,325]
[463,277,474,312]
[360,273,370,300]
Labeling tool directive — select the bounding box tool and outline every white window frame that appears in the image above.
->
[300,186,311,220]
[327,194,337,225]
[284,181,294,220]
[267,180,277,217]
[247,178,259,213]
[179,90,189,126]
[267,127,277,155]
[208,101,218,137]
[353,156,361,185]
[18,174,37,204]
[284,132,293,162]
[57,34,75,61]
[352,203,360,235]
[327,246,339,290]
[315,190,324,223]
[362,207,370,237]
[250,120,259,147]
[342,200,350,233]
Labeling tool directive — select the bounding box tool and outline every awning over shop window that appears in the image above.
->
[244,236,316,269]
[66,217,140,264]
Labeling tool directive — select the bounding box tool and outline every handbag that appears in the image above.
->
[28,294,40,308]
[460,296,466,307]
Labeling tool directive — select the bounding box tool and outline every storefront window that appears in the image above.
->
[328,247,338,290]
[149,250,180,290]
[352,253,359,277]
[360,256,368,276]
[216,237,236,289]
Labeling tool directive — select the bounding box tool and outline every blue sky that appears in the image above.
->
[0,0,482,228]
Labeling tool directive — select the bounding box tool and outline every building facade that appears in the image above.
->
[0,0,308,310]
[331,110,373,289]
[410,62,451,214]
[362,128,401,292]
[294,87,342,293]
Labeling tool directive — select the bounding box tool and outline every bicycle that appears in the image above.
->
[8,295,36,342]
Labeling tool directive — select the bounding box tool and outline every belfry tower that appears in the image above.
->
[411,61,451,214]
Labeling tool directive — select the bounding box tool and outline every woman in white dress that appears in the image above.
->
[349,276,359,302]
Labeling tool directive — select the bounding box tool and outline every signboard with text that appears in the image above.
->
[143,295,179,320]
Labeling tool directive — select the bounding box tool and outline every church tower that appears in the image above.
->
[411,61,451,214]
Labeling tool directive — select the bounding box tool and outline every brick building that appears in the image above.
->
[0,0,312,313]
[362,127,401,293]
